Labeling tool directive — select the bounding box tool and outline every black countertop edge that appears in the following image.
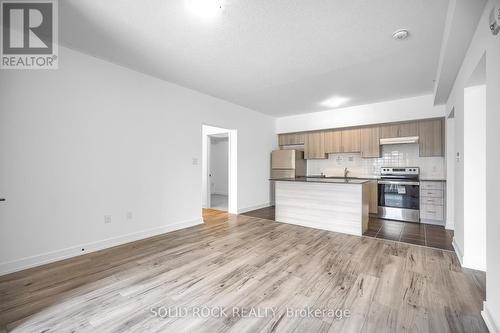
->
[420,179,447,182]
[269,177,446,183]
[269,177,371,184]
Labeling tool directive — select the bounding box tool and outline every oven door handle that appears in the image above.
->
[378,180,420,186]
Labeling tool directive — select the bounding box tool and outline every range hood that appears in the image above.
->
[379,136,419,145]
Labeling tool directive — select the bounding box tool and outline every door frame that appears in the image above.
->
[202,124,237,214]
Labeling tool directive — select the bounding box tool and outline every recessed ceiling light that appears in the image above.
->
[392,29,409,40]
[320,96,351,109]
[185,0,223,19]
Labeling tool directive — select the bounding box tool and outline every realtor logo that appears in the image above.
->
[1,0,58,69]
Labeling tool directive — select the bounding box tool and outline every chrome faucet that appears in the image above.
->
[344,167,350,178]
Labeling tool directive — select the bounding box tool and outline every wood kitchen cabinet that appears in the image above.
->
[360,126,380,158]
[278,133,305,146]
[368,180,378,214]
[324,130,342,153]
[420,181,445,224]
[324,129,360,153]
[380,121,418,138]
[419,118,444,157]
[304,132,326,159]
[341,128,361,152]
[279,117,444,159]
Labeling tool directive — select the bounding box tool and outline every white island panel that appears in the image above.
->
[275,181,369,236]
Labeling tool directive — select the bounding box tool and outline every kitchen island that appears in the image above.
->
[272,178,370,236]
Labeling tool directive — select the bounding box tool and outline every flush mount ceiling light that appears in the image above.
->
[392,29,409,40]
[320,96,351,109]
[185,0,223,19]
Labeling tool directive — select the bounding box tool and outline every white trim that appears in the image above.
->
[445,219,454,230]
[211,192,229,196]
[452,237,464,266]
[453,237,486,271]
[420,219,445,226]
[202,125,238,215]
[238,203,272,214]
[0,218,203,276]
[482,301,499,333]
[462,257,486,271]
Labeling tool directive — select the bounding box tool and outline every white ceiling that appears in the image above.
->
[433,0,487,105]
[60,0,449,117]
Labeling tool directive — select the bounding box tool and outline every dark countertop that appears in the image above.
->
[270,176,446,183]
[270,177,371,184]
[420,179,447,182]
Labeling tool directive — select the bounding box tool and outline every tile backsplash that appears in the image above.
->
[307,144,445,179]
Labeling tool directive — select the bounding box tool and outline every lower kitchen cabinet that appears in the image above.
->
[420,181,446,225]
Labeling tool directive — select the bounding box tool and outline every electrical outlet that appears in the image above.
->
[104,215,112,224]
[126,211,133,220]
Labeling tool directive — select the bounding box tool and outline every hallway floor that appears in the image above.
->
[210,194,228,210]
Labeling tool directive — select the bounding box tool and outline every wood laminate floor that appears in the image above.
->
[203,208,230,225]
[0,213,486,332]
[242,206,454,251]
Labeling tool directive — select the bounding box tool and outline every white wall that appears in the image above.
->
[444,0,500,330]
[210,137,229,195]
[463,85,486,271]
[0,46,276,274]
[276,94,446,133]
[445,116,455,230]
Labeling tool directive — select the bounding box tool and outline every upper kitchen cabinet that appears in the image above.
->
[324,130,342,153]
[321,128,360,154]
[304,131,326,159]
[341,128,361,153]
[278,132,305,146]
[360,126,381,158]
[419,118,444,157]
[380,121,418,138]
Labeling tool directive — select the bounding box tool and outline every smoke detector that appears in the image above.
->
[392,29,409,40]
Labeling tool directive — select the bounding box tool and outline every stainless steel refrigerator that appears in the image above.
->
[271,149,306,179]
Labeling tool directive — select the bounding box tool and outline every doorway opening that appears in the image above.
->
[209,133,229,210]
[202,125,237,223]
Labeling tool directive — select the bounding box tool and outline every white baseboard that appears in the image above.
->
[452,237,464,267]
[0,218,203,276]
[238,203,272,214]
[211,192,228,196]
[420,219,445,226]
[482,301,499,333]
[452,237,486,271]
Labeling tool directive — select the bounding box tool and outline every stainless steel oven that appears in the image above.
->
[378,167,420,223]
